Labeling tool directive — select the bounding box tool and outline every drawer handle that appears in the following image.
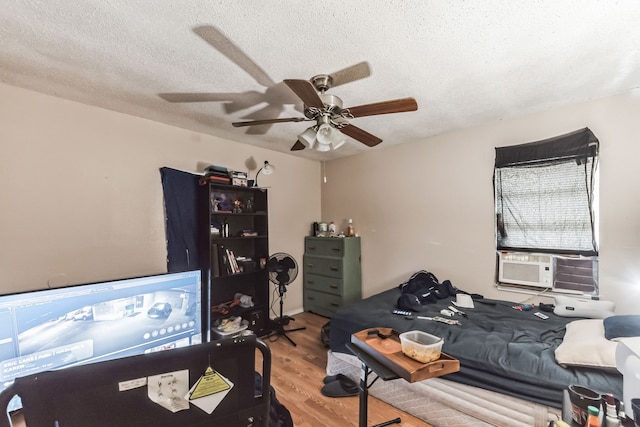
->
[308,246,316,250]
[307,296,315,301]
[330,267,339,271]
[331,248,340,252]
[330,285,338,289]
[330,302,340,307]
[307,280,315,285]
[306,263,315,268]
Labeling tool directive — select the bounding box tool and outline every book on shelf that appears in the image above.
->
[225,248,240,274]
[220,250,229,275]
[211,244,221,277]
[216,244,232,275]
[205,165,229,175]
[232,250,240,273]
[207,175,231,184]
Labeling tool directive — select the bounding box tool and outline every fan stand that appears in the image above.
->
[269,282,306,347]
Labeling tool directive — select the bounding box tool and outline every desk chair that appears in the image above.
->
[0,335,270,427]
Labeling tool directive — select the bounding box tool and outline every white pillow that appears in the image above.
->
[555,319,618,369]
[553,296,615,319]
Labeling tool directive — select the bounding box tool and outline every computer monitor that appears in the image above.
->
[0,270,204,411]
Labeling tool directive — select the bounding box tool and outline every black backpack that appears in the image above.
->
[398,270,450,303]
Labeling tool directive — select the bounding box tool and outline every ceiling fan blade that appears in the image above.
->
[232,117,311,127]
[290,140,306,151]
[243,104,284,135]
[329,61,371,87]
[346,97,418,118]
[339,124,383,147]
[284,79,324,109]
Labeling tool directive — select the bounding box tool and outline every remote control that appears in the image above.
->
[392,309,413,316]
[534,311,549,319]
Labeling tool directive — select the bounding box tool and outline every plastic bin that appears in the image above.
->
[399,330,443,363]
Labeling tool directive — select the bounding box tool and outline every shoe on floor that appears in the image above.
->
[322,373,350,384]
[320,375,359,398]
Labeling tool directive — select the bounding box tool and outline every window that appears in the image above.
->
[494,128,599,293]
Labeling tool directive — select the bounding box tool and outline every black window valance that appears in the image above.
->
[494,127,599,168]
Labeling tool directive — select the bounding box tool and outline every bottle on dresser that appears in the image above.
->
[346,218,355,237]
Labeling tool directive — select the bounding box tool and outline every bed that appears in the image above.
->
[327,286,623,427]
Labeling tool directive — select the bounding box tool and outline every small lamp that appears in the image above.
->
[254,161,274,187]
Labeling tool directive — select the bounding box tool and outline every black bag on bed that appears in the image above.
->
[398,270,450,302]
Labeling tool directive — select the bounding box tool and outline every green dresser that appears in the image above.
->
[303,236,362,317]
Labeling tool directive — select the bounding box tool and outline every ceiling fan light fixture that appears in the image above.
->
[316,122,340,146]
[315,143,331,152]
[298,127,317,149]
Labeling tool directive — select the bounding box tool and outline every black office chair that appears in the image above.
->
[0,335,270,427]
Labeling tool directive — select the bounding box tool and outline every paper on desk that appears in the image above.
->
[186,367,234,414]
[148,369,190,413]
[452,293,475,309]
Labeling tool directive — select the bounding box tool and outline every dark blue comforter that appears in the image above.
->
[329,288,622,408]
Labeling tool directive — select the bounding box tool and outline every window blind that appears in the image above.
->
[494,128,599,257]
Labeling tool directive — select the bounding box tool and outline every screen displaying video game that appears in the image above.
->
[0,270,203,411]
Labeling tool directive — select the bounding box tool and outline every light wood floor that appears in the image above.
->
[259,311,433,427]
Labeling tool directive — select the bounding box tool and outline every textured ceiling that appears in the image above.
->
[2,1,640,161]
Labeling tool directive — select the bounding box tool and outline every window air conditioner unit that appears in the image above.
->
[498,251,553,288]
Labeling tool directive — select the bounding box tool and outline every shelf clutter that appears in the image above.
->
[200,165,248,187]
[211,244,260,276]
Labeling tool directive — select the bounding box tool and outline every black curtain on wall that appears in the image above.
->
[160,167,201,272]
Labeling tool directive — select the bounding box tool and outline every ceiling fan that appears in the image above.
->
[231,62,418,152]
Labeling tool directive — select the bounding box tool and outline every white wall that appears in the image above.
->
[322,89,640,315]
[4,82,639,317]
[0,83,321,316]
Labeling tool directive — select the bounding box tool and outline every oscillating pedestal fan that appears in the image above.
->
[267,252,306,346]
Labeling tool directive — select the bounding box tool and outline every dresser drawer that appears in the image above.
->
[303,288,343,317]
[303,273,343,296]
[303,255,343,278]
[304,238,344,257]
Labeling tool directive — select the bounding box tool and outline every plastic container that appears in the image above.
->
[585,405,601,427]
[399,330,443,363]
